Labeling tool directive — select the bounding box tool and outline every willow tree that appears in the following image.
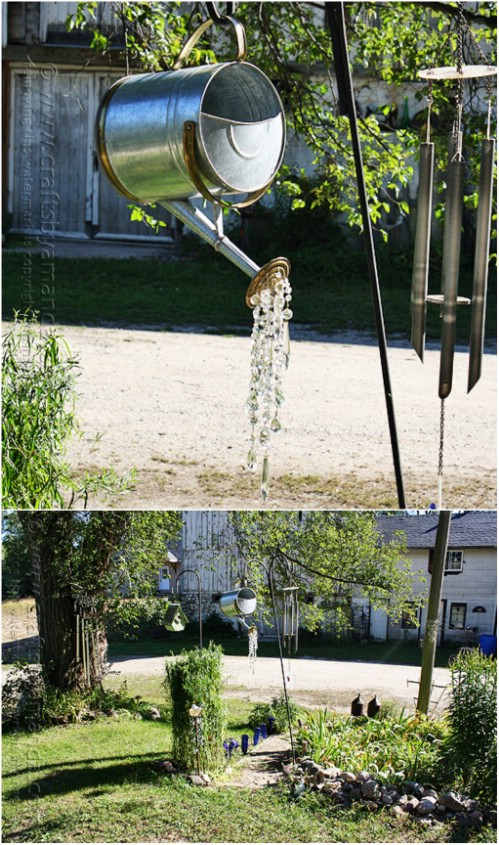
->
[15,511,182,691]
[229,510,425,631]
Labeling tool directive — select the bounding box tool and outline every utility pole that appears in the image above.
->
[417,510,451,714]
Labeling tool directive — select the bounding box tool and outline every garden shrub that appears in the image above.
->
[248,694,300,733]
[200,610,238,639]
[296,707,445,784]
[441,649,497,804]
[2,667,156,732]
[2,665,46,732]
[163,643,226,772]
[2,313,133,508]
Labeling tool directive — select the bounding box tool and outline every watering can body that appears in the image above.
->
[96,62,286,204]
[219,587,257,618]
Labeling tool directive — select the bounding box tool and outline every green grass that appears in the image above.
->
[108,635,459,668]
[3,234,495,342]
[3,706,494,843]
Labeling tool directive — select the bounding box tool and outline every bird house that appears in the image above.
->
[164,603,189,632]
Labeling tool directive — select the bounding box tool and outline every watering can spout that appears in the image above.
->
[161,200,260,279]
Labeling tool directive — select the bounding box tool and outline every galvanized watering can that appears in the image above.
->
[219,587,257,619]
[96,61,285,207]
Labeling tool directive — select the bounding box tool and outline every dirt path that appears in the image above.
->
[51,324,496,509]
[224,733,292,789]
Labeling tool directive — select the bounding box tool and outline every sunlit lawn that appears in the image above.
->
[3,710,494,844]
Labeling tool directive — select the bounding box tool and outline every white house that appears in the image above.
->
[374,511,497,646]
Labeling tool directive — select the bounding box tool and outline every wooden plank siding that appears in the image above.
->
[10,68,90,236]
[7,65,173,239]
[180,511,242,596]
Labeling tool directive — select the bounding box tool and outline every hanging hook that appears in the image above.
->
[205,3,237,22]
[173,4,246,70]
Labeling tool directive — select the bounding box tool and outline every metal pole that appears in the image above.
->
[326,3,406,508]
[176,568,203,648]
[268,558,296,765]
[244,556,296,763]
[417,510,451,714]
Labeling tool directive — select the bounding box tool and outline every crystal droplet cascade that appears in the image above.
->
[245,258,292,501]
[248,625,258,674]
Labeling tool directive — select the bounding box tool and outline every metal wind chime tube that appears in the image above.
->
[438,155,465,400]
[282,586,299,654]
[413,1,496,506]
[410,140,435,361]
[468,137,495,393]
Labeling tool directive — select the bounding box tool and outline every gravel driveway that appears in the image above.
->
[58,323,496,510]
[108,653,451,714]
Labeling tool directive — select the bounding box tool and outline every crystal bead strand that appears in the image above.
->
[246,267,292,501]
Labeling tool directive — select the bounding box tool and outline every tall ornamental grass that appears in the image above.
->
[442,648,497,803]
[296,706,444,784]
[164,643,226,773]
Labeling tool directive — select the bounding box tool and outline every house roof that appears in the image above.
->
[377,511,497,549]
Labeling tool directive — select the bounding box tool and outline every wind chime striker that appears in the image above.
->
[95,7,291,503]
[410,2,496,506]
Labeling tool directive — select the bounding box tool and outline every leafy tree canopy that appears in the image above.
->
[11,510,182,624]
[228,510,426,630]
[72,1,497,236]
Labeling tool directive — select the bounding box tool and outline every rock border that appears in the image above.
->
[287,759,496,829]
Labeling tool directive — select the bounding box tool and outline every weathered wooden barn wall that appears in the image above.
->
[7,65,172,238]
[180,511,241,596]
[3,1,172,239]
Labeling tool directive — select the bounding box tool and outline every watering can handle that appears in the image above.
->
[172,15,247,71]
[183,121,274,209]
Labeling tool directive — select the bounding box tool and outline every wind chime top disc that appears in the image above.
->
[418,65,497,80]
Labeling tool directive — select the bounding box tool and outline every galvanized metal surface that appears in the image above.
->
[468,138,495,393]
[410,142,434,362]
[439,159,465,399]
[220,587,257,618]
[96,62,285,203]
[162,200,260,278]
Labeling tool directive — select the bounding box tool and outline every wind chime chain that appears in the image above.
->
[455,3,465,76]
[452,3,465,158]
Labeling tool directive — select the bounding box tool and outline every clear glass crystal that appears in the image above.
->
[246,268,292,501]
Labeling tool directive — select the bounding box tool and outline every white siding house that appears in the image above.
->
[376,512,497,646]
